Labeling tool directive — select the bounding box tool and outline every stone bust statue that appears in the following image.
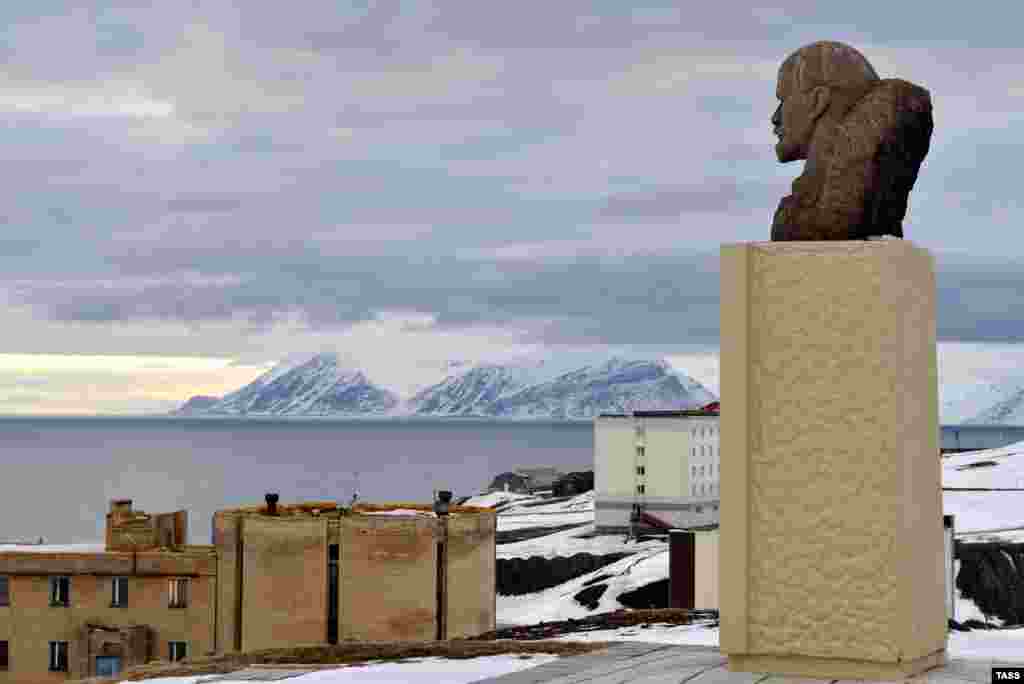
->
[770,41,933,241]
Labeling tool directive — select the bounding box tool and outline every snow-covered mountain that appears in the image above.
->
[407,357,715,419]
[175,354,716,419]
[193,354,400,416]
[967,386,1024,424]
[941,377,1024,425]
[172,395,221,415]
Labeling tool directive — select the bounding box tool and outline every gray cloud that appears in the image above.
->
[166,196,245,214]
[13,247,1020,352]
[598,180,778,219]
[0,1,1022,370]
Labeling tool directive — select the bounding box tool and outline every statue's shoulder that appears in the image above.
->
[834,79,933,161]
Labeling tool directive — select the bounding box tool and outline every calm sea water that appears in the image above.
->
[0,416,593,545]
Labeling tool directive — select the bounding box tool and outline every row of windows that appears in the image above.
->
[691,463,719,477]
[0,640,188,671]
[0,575,189,608]
[633,424,719,441]
[692,425,717,439]
[691,445,719,458]
[692,482,719,496]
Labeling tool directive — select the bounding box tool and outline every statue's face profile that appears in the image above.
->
[771,63,825,163]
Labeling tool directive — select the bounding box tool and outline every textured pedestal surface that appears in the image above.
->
[718,241,946,678]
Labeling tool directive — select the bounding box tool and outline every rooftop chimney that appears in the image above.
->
[265,492,279,515]
[434,490,452,517]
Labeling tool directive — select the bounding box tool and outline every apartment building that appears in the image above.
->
[594,406,721,532]
[0,494,496,682]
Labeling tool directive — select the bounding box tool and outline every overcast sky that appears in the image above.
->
[3,1,1023,412]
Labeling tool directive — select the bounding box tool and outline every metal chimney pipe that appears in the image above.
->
[265,492,279,515]
[434,490,452,517]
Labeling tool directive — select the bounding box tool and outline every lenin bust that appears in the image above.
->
[770,41,933,241]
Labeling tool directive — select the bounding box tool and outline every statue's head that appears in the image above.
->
[772,41,880,163]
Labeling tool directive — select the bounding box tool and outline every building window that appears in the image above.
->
[49,577,70,607]
[700,465,705,476]
[48,641,68,672]
[691,485,696,496]
[696,505,703,513]
[168,578,189,608]
[0,640,7,670]
[636,484,645,494]
[636,466,645,476]
[691,447,695,457]
[691,465,696,476]
[636,445,645,458]
[701,483,705,495]
[168,642,188,662]
[0,576,8,606]
[111,577,128,607]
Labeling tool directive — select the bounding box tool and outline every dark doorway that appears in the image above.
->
[435,541,447,640]
[327,544,339,644]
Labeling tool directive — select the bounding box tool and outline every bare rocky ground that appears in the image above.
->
[71,640,612,683]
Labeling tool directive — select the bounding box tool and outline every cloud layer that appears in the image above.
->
[2,2,1023,410]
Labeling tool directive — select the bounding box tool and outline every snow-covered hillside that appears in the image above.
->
[944,441,1024,535]
[176,354,716,419]
[408,357,714,419]
[459,442,1024,633]
[198,354,400,416]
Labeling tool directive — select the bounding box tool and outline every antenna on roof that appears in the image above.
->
[349,472,361,507]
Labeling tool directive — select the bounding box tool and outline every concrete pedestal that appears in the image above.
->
[718,241,946,679]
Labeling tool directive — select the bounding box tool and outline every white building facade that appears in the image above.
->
[594,409,721,532]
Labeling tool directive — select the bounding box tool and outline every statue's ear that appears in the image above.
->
[809,85,831,122]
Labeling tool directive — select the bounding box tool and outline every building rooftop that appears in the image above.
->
[216,500,495,517]
[598,408,720,418]
[0,543,106,554]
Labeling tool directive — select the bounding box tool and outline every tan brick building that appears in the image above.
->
[0,496,496,682]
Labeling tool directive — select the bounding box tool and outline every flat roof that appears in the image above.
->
[598,410,720,418]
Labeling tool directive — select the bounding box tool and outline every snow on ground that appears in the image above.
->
[553,623,1024,662]
[463,491,594,517]
[497,513,595,533]
[943,441,1024,534]
[463,491,537,509]
[554,622,720,647]
[498,547,668,625]
[498,522,664,560]
[361,509,437,517]
[134,655,561,683]
[0,543,105,553]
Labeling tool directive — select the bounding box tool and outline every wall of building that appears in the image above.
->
[339,515,437,641]
[644,419,691,498]
[594,417,636,499]
[694,530,719,610]
[444,513,496,639]
[211,512,241,654]
[0,550,215,683]
[595,414,721,532]
[2,501,496,679]
[241,517,328,652]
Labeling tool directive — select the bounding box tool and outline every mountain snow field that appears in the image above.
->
[175,353,717,418]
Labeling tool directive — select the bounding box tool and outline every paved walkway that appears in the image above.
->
[473,643,1015,684]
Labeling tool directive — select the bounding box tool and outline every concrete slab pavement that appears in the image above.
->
[473,644,1014,684]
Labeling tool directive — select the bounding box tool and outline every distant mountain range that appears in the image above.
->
[173,353,717,419]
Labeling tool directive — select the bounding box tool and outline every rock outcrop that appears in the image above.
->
[496,552,633,596]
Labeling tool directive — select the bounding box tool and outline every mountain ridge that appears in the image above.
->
[177,353,716,419]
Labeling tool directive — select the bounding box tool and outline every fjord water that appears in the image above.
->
[0,416,593,544]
